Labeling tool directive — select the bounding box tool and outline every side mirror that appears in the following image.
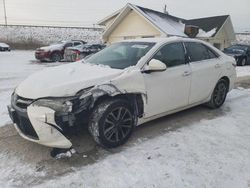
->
[143,59,167,73]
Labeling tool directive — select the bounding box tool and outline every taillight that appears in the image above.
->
[73,50,80,55]
[74,50,81,61]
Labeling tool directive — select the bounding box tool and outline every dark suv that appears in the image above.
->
[35,40,86,62]
[223,44,250,66]
[64,44,106,62]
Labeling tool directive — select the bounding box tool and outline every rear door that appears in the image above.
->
[184,42,222,104]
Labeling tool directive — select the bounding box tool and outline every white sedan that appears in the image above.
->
[8,37,236,149]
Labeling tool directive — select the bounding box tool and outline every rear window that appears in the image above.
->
[185,42,219,62]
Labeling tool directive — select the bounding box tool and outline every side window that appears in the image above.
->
[73,42,81,46]
[185,42,211,62]
[153,42,185,67]
[206,46,219,59]
[65,43,73,47]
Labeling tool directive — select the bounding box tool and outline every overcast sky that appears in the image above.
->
[0,0,249,32]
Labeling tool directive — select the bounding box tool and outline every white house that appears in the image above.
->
[98,3,236,50]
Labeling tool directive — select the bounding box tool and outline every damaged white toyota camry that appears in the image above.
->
[8,37,236,149]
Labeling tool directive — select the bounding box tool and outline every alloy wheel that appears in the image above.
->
[103,107,133,143]
[213,82,227,106]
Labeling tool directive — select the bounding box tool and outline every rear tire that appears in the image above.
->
[89,99,135,148]
[239,58,246,66]
[206,79,228,109]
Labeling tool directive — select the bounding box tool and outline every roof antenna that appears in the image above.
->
[163,4,169,15]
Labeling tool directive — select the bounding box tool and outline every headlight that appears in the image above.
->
[33,97,76,113]
[32,87,94,113]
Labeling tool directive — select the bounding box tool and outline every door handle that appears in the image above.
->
[215,64,221,68]
[182,71,191,77]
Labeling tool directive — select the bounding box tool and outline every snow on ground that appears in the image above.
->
[36,90,250,188]
[0,51,250,187]
[236,66,250,77]
[0,88,250,188]
[0,51,71,126]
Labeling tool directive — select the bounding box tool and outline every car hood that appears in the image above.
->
[0,43,9,48]
[39,44,64,52]
[16,62,123,99]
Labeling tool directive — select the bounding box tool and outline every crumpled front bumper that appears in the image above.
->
[8,104,72,149]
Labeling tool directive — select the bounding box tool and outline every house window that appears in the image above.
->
[213,43,221,50]
[141,36,155,38]
[124,36,136,40]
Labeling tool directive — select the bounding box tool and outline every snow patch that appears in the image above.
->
[35,88,250,188]
[135,7,186,37]
[236,34,250,44]
[236,66,250,77]
[196,28,217,38]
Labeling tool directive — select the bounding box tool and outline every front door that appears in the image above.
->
[143,42,191,118]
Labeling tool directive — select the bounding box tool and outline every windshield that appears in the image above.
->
[85,42,155,69]
[51,41,66,46]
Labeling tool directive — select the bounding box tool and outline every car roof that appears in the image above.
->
[121,36,206,44]
[233,44,250,47]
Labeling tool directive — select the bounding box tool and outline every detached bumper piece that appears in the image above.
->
[8,105,38,139]
[8,95,73,149]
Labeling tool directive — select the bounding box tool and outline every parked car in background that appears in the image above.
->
[223,44,250,66]
[8,37,236,150]
[0,42,11,51]
[35,40,86,62]
[64,44,106,62]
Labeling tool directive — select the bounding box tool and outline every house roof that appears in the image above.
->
[184,15,229,37]
[134,5,187,37]
[99,3,231,39]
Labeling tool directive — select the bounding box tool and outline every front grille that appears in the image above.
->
[10,94,38,139]
[15,113,39,140]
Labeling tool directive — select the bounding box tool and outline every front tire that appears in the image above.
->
[206,79,228,109]
[89,99,135,148]
[51,52,62,62]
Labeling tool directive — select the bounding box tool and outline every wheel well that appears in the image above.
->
[93,93,144,118]
[51,51,62,57]
[220,76,230,90]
